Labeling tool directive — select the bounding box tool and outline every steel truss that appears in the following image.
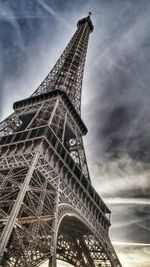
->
[0,14,122,267]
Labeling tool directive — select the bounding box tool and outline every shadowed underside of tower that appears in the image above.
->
[0,14,122,267]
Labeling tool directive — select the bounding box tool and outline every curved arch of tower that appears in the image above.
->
[0,14,122,267]
[56,207,119,267]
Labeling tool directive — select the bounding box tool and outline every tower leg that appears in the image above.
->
[0,151,40,264]
[48,257,56,267]
[48,223,57,267]
[49,172,60,267]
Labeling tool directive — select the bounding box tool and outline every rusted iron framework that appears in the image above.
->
[0,14,122,267]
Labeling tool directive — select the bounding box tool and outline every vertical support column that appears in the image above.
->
[62,112,67,144]
[49,174,60,267]
[0,147,41,264]
[26,102,44,129]
[48,99,59,127]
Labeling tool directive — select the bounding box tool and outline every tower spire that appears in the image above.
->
[32,15,94,113]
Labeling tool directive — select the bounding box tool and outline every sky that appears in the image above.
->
[0,0,150,266]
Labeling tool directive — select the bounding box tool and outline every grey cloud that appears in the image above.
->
[88,156,150,198]
[114,243,150,267]
[82,3,150,249]
[84,5,150,161]
[109,203,150,244]
[38,0,73,28]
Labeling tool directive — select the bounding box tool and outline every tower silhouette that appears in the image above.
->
[0,15,122,267]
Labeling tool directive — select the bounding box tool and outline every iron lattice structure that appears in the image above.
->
[0,15,122,267]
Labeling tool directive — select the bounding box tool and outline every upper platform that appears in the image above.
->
[13,90,88,136]
[77,14,94,32]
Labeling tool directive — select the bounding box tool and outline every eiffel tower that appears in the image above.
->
[0,14,122,267]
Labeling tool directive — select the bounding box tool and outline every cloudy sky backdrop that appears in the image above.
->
[0,0,150,266]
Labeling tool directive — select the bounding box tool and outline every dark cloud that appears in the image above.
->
[83,0,150,161]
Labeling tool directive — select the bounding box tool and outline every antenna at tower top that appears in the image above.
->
[88,11,92,17]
